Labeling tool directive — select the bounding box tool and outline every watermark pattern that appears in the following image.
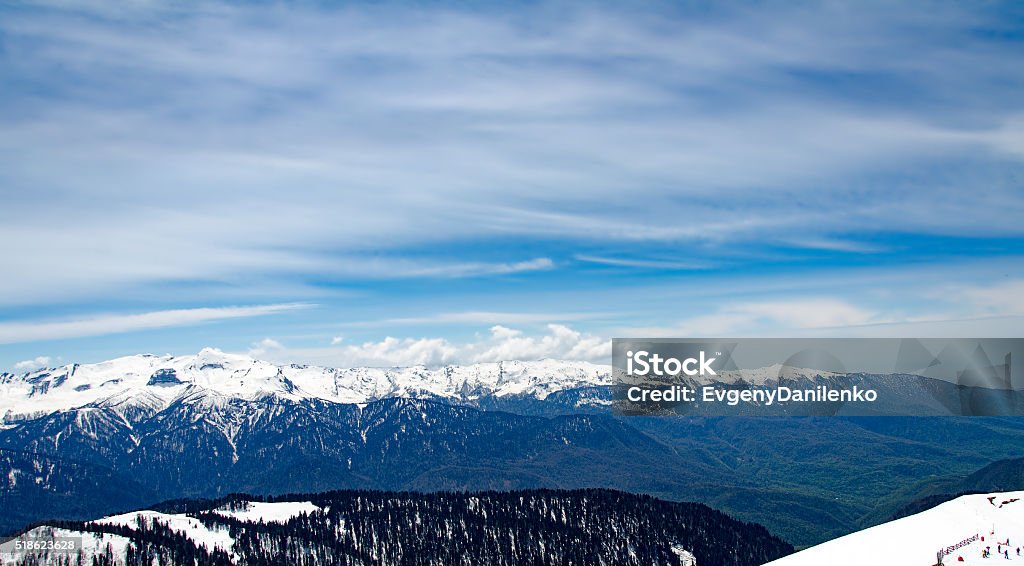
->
[612,338,1024,416]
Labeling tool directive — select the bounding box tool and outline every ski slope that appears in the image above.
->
[765,491,1024,566]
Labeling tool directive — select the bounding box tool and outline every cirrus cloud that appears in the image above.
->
[0,304,311,345]
[1,1,1023,310]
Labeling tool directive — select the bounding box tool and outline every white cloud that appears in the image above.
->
[248,337,284,357]
[469,324,610,363]
[0,304,311,344]
[14,356,51,371]
[333,336,459,367]
[248,323,611,367]
[488,325,523,340]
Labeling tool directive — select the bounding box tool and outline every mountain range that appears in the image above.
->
[0,348,613,423]
[3,349,1024,550]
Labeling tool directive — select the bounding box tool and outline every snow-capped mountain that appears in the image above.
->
[765,491,1024,566]
[0,349,865,425]
[715,364,844,386]
[0,348,612,423]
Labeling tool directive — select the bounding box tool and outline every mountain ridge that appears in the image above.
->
[1,349,874,424]
[1,349,613,424]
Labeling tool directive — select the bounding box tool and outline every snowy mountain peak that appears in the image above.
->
[0,350,854,423]
[0,350,613,421]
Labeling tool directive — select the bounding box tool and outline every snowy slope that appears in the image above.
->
[95,510,237,555]
[0,526,132,566]
[1,501,323,565]
[91,502,322,557]
[765,491,1024,566]
[211,500,322,523]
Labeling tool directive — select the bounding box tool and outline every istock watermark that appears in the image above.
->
[612,338,1024,417]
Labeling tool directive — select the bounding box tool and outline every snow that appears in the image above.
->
[0,526,132,566]
[94,510,236,555]
[0,348,855,421]
[212,500,320,523]
[766,491,1024,566]
[670,544,697,566]
[2,501,327,565]
[0,350,614,420]
[716,364,843,386]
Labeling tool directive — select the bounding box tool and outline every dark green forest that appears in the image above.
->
[12,489,792,566]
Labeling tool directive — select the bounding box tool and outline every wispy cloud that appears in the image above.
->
[0,1,1022,309]
[374,258,555,279]
[623,278,1024,338]
[574,255,711,270]
[960,280,1024,316]
[0,304,311,344]
[336,310,602,328]
[626,298,883,337]
[1,1,1023,366]
[776,238,889,254]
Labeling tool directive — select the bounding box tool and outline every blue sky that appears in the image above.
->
[2,1,1024,370]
